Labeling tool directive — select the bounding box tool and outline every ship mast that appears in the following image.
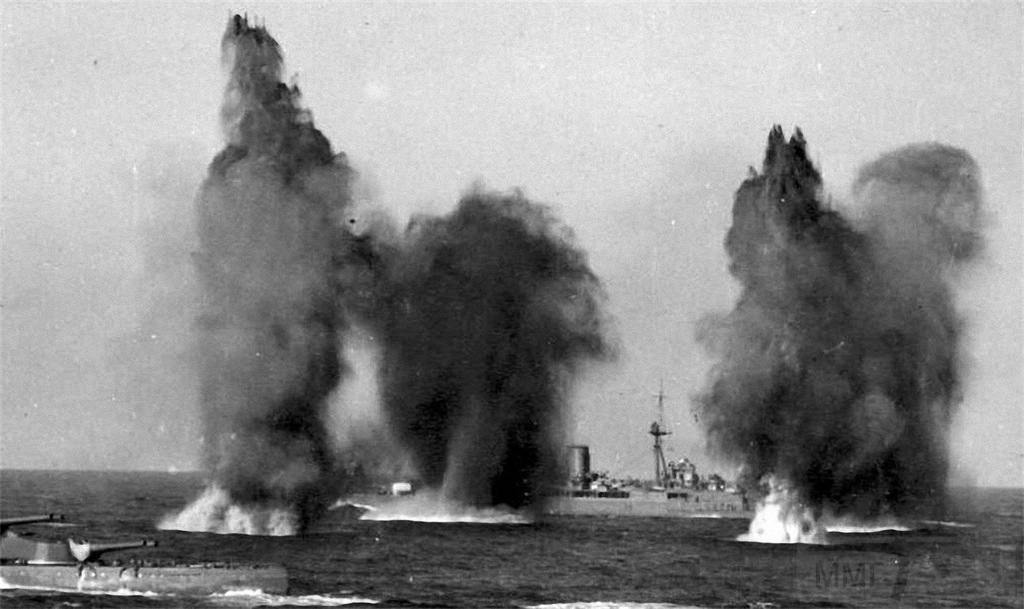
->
[649,381,670,487]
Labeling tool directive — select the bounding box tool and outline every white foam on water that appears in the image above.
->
[329,500,377,512]
[355,491,532,524]
[91,588,164,597]
[922,519,976,528]
[823,516,913,533]
[158,485,298,536]
[524,603,711,609]
[1,582,362,602]
[818,507,925,534]
[737,477,827,544]
[209,588,379,606]
[824,524,912,533]
[0,579,165,597]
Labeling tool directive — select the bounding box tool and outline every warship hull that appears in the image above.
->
[329,489,752,521]
[544,489,753,519]
[0,563,288,595]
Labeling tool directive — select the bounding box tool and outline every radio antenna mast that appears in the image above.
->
[649,380,670,487]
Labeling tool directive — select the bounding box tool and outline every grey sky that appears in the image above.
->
[2,3,1020,486]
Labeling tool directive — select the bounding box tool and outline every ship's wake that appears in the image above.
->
[158,486,298,536]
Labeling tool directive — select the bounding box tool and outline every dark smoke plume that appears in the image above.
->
[356,189,611,510]
[191,15,354,530]
[180,16,610,529]
[697,127,983,518]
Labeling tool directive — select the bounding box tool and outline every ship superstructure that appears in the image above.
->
[546,388,752,518]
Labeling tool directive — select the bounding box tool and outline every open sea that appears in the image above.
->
[1,470,1020,608]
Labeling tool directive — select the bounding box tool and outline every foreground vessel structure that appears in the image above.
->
[0,514,287,595]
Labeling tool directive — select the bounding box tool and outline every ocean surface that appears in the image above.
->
[1,470,1020,608]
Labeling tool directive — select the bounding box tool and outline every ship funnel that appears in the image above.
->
[567,445,591,482]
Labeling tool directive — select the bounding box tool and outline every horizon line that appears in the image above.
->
[0,467,1020,490]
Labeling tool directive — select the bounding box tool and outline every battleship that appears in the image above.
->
[547,387,753,519]
[0,514,288,594]
[544,425,752,518]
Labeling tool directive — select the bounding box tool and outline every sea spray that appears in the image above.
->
[356,189,612,511]
[697,127,983,542]
[349,489,534,524]
[166,15,356,534]
[167,16,612,531]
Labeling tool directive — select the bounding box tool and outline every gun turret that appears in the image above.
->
[69,539,157,563]
[0,514,63,532]
[1,514,73,564]
[1,514,155,565]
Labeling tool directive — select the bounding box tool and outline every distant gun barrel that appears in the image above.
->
[0,513,64,530]
[69,538,157,562]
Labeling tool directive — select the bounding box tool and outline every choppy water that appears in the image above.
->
[1,470,1020,608]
